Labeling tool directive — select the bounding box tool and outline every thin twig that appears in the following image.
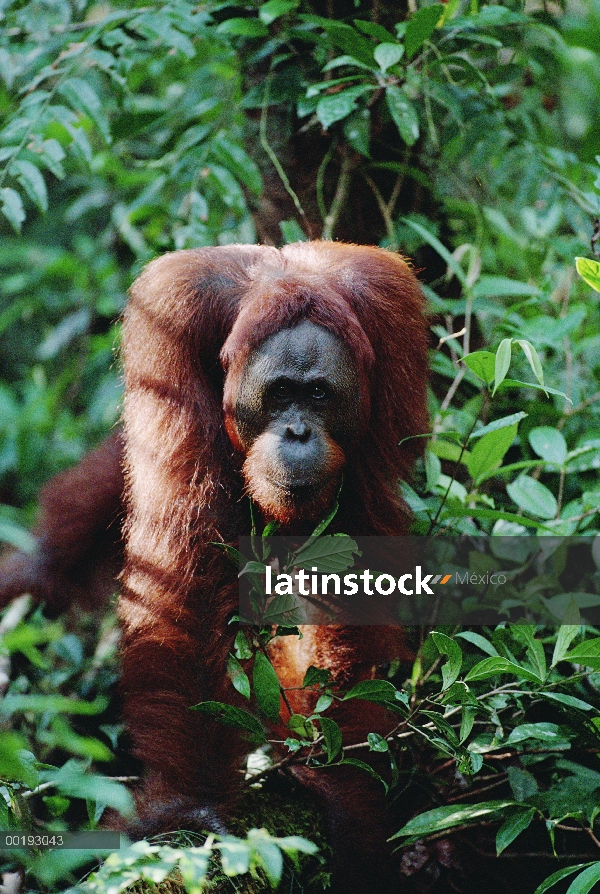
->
[564,336,574,407]
[316,142,335,223]
[446,777,509,802]
[259,75,312,238]
[322,149,357,240]
[387,171,406,220]
[586,826,600,849]
[556,466,565,516]
[440,367,466,412]
[362,171,397,249]
[242,750,298,788]
[427,398,485,535]
[560,390,600,420]
[437,327,466,352]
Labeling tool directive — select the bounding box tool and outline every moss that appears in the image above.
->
[118,775,331,894]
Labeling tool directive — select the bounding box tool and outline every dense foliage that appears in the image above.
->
[1,0,600,891]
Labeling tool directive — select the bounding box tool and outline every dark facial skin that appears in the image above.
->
[234,321,360,514]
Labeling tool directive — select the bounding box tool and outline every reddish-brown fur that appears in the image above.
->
[0,241,428,892]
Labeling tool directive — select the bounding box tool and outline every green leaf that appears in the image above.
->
[0,731,38,788]
[551,598,580,666]
[391,800,516,840]
[575,257,600,293]
[321,57,375,75]
[492,338,512,394]
[354,19,396,42]
[235,630,253,661]
[218,838,251,876]
[253,652,281,722]
[507,722,565,746]
[48,716,112,762]
[514,625,547,682]
[291,534,359,572]
[507,766,538,801]
[533,864,596,894]
[564,637,600,669]
[1,694,107,716]
[339,758,388,792]
[212,542,246,566]
[239,560,268,577]
[279,219,307,243]
[430,632,462,690]
[401,217,467,285]
[288,714,316,740]
[217,17,269,37]
[258,0,299,25]
[0,519,36,552]
[472,276,540,298]
[248,831,284,886]
[566,442,600,472]
[470,5,528,24]
[420,710,459,749]
[42,760,133,814]
[42,795,70,818]
[496,379,571,402]
[58,79,111,142]
[367,732,389,752]
[496,807,535,855]
[462,350,496,385]
[132,11,196,56]
[303,666,332,687]
[439,506,553,530]
[12,159,48,212]
[212,133,262,195]
[428,438,468,464]
[565,863,600,894]
[470,412,528,440]
[516,340,544,388]
[310,502,339,537]
[386,85,419,145]
[374,42,404,71]
[529,427,567,466]
[343,110,371,156]
[545,593,600,618]
[344,679,401,703]
[405,4,444,58]
[39,138,66,178]
[228,654,251,700]
[0,187,25,232]
[316,86,371,130]
[276,834,319,855]
[455,631,499,657]
[464,657,542,684]
[317,21,376,66]
[540,692,595,712]
[506,475,558,520]
[469,752,483,774]
[425,448,441,490]
[320,716,342,762]
[192,701,265,744]
[315,692,333,712]
[459,706,475,743]
[467,423,518,484]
